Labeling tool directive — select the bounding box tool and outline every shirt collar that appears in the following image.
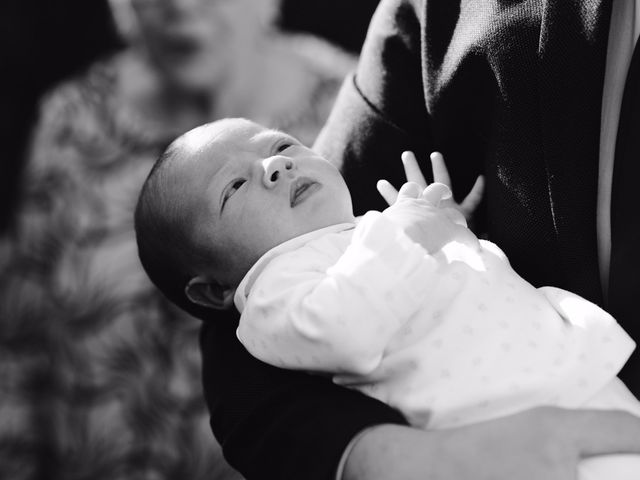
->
[233,223,355,312]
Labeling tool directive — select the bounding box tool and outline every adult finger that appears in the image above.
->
[402,151,428,188]
[377,179,399,205]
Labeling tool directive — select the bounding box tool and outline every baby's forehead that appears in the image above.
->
[169,120,264,186]
[171,119,298,186]
[179,119,262,153]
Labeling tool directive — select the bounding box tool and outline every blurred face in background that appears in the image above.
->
[111,0,278,92]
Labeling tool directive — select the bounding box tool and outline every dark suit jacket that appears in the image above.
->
[202,0,637,478]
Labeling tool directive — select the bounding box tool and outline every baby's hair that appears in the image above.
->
[135,139,214,320]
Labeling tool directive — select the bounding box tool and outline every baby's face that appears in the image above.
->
[180,119,355,286]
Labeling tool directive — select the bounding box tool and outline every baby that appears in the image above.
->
[135,118,640,479]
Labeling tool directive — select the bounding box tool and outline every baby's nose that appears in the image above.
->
[262,156,294,187]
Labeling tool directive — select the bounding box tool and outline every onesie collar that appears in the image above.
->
[233,223,355,313]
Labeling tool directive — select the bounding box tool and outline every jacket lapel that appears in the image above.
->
[537,0,612,303]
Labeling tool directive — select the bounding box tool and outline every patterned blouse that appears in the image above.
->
[0,33,353,480]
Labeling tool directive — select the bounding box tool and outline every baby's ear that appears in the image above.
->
[185,276,235,310]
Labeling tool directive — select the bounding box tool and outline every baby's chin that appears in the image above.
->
[297,200,355,230]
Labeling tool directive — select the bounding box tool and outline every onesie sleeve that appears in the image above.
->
[237,212,438,375]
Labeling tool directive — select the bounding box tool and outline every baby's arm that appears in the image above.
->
[237,212,440,376]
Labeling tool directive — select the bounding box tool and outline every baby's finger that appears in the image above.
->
[397,181,422,200]
[460,175,485,217]
[421,182,452,206]
[377,179,399,206]
[401,151,427,188]
[430,152,452,187]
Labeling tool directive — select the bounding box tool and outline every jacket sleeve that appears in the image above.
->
[200,310,408,480]
[237,212,438,375]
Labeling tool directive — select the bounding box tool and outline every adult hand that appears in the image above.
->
[343,407,640,480]
[377,151,484,221]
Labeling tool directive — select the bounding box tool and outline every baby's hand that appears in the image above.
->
[383,182,472,253]
[420,182,467,228]
[377,151,484,221]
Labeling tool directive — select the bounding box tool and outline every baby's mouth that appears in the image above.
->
[290,177,321,207]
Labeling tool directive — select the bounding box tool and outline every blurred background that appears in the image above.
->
[0,0,380,232]
[0,1,378,479]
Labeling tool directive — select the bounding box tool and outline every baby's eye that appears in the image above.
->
[276,143,292,153]
[228,179,245,196]
[222,179,246,210]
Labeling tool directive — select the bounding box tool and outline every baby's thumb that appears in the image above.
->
[397,182,422,200]
[421,182,452,206]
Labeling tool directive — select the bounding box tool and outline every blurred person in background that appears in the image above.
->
[0,0,354,478]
